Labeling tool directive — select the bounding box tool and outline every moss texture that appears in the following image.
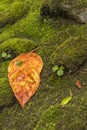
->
[0,0,87,130]
[0,2,29,28]
[0,38,37,55]
[51,35,87,71]
[35,93,87,130]
[0,77,14,107]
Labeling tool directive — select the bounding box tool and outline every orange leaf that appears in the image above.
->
[8,52,43,107]
[75,80,82,89]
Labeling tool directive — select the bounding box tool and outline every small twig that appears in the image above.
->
[31,47,39,53]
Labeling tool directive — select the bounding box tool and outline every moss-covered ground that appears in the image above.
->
[0,0,87,130]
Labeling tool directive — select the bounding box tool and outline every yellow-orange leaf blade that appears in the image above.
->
[8,52,43,107]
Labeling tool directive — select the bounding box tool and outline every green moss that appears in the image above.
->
[0,1,13,12]
[0,0,57,43]
[34,104,62,130]
[0,78,14,107]
[0,37,37,107]
[0,12,54,43]
[0,0,86,44]
[0,0,87,130]
[0,63,87,129]
[0,61,10,78]
[0,38,37,57]
[51,35,87,71]
[0,2,29,28]
[34,92,87,130]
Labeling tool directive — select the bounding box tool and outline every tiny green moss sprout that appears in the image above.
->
[1,52,7,58]
[52,65,58,72]
[57,69,64,77]
[52,65,65,77]
[1,52,11,59]
[60,65,65,70]
[5,54,11,59]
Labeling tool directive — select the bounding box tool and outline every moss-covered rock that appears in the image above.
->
[51,35,87,71]
[0,77,14,107]
[0,0,87,130]
[0,62,87,130]
[0,61,10,78]
[0,2,29,28]
[41,0,87,23]
[0,38,37,107]
[34,92,87,130]
[0,38,37,56]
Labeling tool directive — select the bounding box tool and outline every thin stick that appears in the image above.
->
[31,47,39,53]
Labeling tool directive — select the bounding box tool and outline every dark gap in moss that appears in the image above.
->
[41,5,85,24]
[68,60,87,75]
[0,48,17,62]
[0,97,17,113]
[41,5,50,16]
[57,57,87,75]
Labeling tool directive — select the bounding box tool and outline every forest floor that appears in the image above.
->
[0,0,87,130]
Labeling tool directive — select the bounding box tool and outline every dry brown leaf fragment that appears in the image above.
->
[8,52,43,107]
[75,80,82,89]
